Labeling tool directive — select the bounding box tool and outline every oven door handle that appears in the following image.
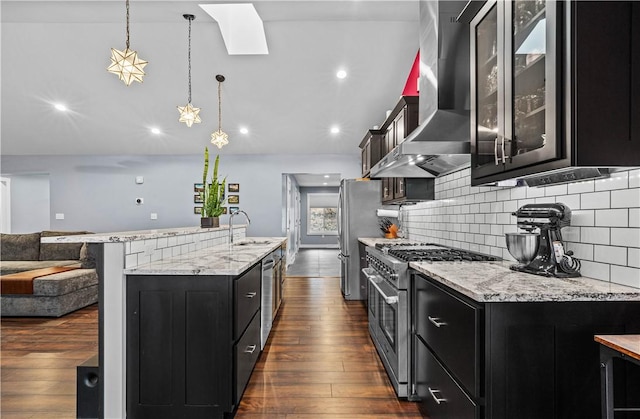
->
[362,268,399,305]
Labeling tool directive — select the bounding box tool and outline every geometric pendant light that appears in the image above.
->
[177,14,202,127]
[107,0,148,86]
[210,74,229,149]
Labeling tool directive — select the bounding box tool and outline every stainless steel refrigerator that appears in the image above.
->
[338,178,381,300]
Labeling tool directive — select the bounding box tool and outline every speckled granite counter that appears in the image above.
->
[40,226,235,243]
[411,260,640,302]
[358,237,416,247]
[125,237,286,276]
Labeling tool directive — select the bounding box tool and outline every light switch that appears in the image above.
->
[55,213,65,220]
[150,213,158,220]
[135,176,144,184]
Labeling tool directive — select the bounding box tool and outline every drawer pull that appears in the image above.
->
[428,316,446,328]
[428,387,447,404]
[245,292,257,299]
[244,345,257,354]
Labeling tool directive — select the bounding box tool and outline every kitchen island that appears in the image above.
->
[410,260,640,419]
[42,226,285,419]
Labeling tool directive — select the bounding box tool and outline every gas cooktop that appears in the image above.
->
[374,242,499,262]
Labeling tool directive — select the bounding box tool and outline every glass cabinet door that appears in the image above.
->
[506,0,559,166]
[471,1,502,177]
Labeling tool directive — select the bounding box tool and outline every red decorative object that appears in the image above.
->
[402,50,420,97]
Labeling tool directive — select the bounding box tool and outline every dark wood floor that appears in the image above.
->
[236,276,423,418]
[1,276,422,418]
[1,305,99,418]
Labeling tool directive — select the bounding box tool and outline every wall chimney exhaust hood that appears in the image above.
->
[369,0,471,179]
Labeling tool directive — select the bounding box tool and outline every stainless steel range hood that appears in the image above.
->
[370,0,471,179]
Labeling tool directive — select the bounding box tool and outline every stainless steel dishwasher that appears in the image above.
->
[260,252,275,350]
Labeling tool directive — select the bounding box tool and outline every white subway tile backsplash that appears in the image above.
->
[130,240,146,253]
[595,171,628,191]
[580,227,610,245]
[610,265,640,288]
[629,169,640,188]
[545,184,568,196]
[629,248,640,268]
[581,191,611,209]
[570,210,595,227]
[595,209,628,227]
[404,168,640,288]
[611,228,640,248]
[568,180,594,194]
[594,245,627,266]
[630,209,640,228]
[579,260,610,282]
[611,188,640,208]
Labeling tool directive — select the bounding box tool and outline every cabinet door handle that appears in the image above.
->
[501,136,506,164]
[428,387,447,404]
[245,292,257,299]
[494,136,499,165]
[244,345,257,354]
[428,316,446,328]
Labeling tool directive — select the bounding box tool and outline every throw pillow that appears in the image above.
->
[0,232,41,261]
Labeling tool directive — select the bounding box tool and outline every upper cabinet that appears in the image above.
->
[470,0,639,186]
[360,129,385,178]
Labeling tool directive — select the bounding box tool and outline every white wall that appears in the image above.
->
[403,167,640,289]
[6,174,51,233]
[0,154,360,237]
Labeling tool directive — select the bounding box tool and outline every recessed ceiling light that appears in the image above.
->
[239,127,249,134]
[330,126,340,134]
[336,69,347,79]
[323,182,328,185]
[150,127,161,135]
[54,103,68,111]
[324,175,330,178]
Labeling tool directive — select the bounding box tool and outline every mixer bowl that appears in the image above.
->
[505,233,540,265]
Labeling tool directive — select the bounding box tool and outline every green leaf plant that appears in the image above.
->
[201,147,227,218]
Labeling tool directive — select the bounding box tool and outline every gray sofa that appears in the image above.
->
[1,231,99,317]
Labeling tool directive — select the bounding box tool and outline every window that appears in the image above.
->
[306,193,338,236]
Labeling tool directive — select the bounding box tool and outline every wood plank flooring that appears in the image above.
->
[236,276,423,418]
[1,276,423,418]
[1,305,99,418]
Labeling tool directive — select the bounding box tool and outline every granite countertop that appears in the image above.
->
[40,226,245,243]
[411,260,640,303]
[358,237,416,247]
[124,237,286,276]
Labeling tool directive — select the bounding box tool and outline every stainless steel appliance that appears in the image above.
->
[363,243,498,398]
[338,179,382,300]
[508,203,581,278]
[261,248,283,350]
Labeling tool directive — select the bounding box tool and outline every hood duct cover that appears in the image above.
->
[370,0,471,179]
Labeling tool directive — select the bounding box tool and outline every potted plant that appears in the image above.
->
[200,147,226,228]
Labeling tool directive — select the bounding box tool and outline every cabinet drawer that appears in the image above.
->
[414,275,481,397]
[235,264,261,340]
[234,310,261,405]
[416,338,478,419]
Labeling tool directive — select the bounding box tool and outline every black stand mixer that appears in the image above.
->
[508,203,581,278]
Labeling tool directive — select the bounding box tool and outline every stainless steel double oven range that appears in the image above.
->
[363,243,498,398]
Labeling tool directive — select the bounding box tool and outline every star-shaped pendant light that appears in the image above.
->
[177,14,202,127]
[210,75,229,149]
[107,0,148,86]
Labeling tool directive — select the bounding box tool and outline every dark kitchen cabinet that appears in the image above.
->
[126,263,262,419]
[359,129,385,177]
[470,1,640,186]
[412,272,640,419]
[378,96,434,203]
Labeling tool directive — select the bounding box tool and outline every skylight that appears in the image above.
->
[199,3,269,55]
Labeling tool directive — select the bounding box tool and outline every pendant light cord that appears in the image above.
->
[217,81,222,131]
[187,17,192,104]
[125,0,130,49]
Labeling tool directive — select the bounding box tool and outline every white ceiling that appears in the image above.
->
[0,0,420,158]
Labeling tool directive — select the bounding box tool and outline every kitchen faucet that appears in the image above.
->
[229,210,251,244]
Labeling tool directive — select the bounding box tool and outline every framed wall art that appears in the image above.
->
[228,195,239,204]
[229,206,239,214]
[194,194,203,203]
[194,206,202,215]
[228,183,240,193]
